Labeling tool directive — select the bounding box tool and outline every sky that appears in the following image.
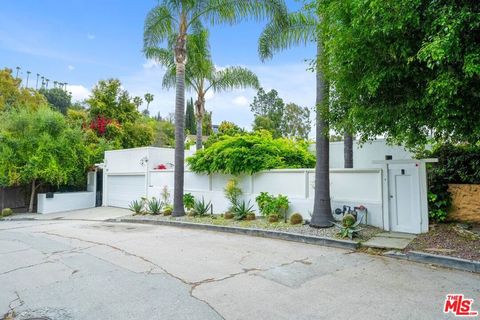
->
[0,0,316,132]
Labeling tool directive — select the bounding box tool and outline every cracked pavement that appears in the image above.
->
[1,209,479,319]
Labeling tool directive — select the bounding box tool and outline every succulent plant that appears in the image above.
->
[163,204,173,216]
[147,197,162,215]
[342,214,356,227]
[193,197,212,216]
[224,212,234,219]
[245,213,256,221]
[289,213,303,225]
[268,214,279,223]
[1,208,13,217]
[129,200,144,215]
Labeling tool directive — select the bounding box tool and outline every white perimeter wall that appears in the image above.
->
[319,139,415,168]
[37,172,96,214]
[148,168,384,228]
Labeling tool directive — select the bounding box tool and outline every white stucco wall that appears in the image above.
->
[148,168,384,228]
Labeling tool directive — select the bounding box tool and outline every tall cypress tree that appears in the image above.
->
[185,98,196,134]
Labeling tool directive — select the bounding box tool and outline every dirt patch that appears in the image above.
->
[405,223,480,261]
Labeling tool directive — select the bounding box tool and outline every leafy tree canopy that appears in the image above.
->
[251,88,311,139]
[187,131,315,175]
[0,106,90,189]
[322,0,480,147]
[0,68,46,111]
[39,87,72,114]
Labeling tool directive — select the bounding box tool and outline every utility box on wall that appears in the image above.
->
[374,159,437,234]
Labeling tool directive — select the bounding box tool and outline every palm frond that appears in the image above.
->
[143,5,176,48]
[144,47,174,68]
[258,12,317,61]
[189,0,288,28]
[208,67,260,93]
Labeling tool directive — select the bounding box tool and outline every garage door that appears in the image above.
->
[106,175,146,208]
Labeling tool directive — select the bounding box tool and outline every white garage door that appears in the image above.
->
[106,175,146,208]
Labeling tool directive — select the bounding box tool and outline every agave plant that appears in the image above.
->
[332,214,362,239]
[233,200,255,221]
[129,200,144,215]
[147,197,162,215]
[193,197,212,217]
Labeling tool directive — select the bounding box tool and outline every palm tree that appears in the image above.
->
[146,30,259,151]
[133,96,143,110]
[258,8,333,227]
[143,0,287,217]
[144,93,154,112]
[26,71,31,88]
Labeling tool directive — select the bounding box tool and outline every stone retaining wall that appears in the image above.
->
[448,184,480,223]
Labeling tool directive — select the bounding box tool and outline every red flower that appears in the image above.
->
[155,164,167,170]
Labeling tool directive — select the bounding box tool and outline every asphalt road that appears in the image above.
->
[1,210,479,319]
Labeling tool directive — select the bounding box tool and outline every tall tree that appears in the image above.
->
[259,4,333,227]
[144,93,154,112]
[39,87,72,114]
[146,29,260,151]
[0,107,89,212]
[322,0,480,146]
[185,97,196,134]
[133,96,143,110]
[143,0,286,216]
[250,88,284,137]
[281,103,311,140]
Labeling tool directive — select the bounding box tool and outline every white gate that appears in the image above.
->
[388,164,422,233]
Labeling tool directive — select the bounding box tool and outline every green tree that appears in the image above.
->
[218,121,244,136]
[39,87,72,114]
[259,2,333,227]
[144,93,154,112]
[0,68,46,111]
[85,79,154,152]
[281,103,311,140]
[142,1,286,217]
[0,107,89,212]
[250,88,284,137]
[87,79,139,124]
[322,0,480,147]
[146,29,259,151]
[185,98,196,134]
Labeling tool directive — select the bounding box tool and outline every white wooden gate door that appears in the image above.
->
[388,164,421,233]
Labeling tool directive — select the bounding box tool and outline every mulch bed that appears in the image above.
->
[123,214,383,242]
[405,223,480,261]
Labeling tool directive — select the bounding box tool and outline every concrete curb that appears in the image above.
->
[384,250,480,273]
[107,218,359,251]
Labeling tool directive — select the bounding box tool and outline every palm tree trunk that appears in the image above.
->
[344,132,353,168]
[310,40,333,228]
[196,116,203,151]
[173,31,187,216]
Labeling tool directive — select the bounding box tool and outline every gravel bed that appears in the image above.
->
[119,213,382,242]
[405,223,480,261]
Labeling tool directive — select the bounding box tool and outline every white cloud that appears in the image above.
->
[142,59,161,70]
[232,95,249,107]
[67,84,90,102]
[67,65,75,71]
[87,33,96,40]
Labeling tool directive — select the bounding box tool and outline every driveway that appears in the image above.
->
[1,209,479,319]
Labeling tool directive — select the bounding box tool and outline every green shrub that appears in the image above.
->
[129,200,144,215]
[289,213,303,225]
[233,200,254,221]
[1,208,13,217]
[187,132,315,175]
[193,197,212,216]
[418,143,480,222]
[163,204,173,216]
[183,193,195,211]
[147,197,162,215]
[255,192,289,219]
